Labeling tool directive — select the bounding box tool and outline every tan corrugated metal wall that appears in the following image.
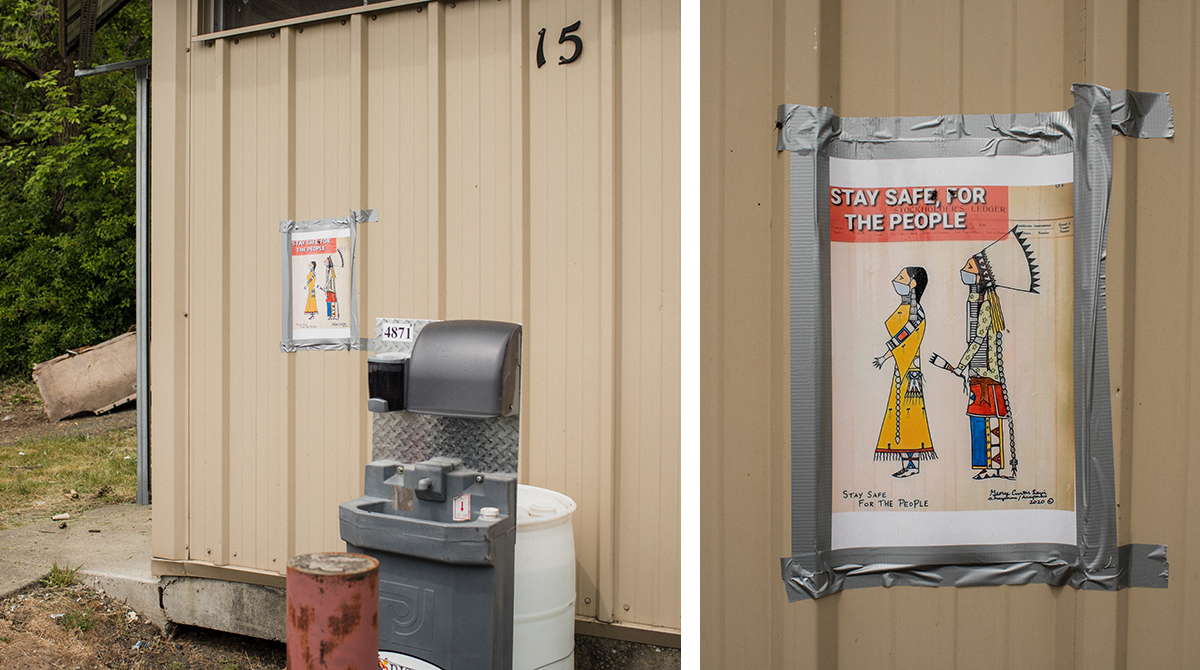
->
[702,0,1199,666]
[150,0,680,637]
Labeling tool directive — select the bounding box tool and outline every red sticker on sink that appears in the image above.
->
[452,494,471,521]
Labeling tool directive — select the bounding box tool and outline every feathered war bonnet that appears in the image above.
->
[970,226,1039,333]
[973,226,1040,294]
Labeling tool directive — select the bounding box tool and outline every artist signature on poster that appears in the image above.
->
[842,490,930,509]
[987,488,1054,505]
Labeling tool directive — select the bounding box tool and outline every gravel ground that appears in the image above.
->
[0,384,288,668]
[0,582,285,669]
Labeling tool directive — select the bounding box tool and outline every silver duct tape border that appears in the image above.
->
[779,104,1075,158]
[1071,84,1119,584]
[279,208,376,352]
[782,542,1168,599]
[787,115,836,578]
[372,411,519,475]
[779,86,1172,601]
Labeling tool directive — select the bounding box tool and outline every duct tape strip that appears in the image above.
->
[1071,84,1119,585]
[779,103,1075,158]
[1109,89,1175,139]
[782,542,1166,598]
[279,209,377,352]
[1118,543,1170,589]
[785,104,838,587]
[779,87,1171,602]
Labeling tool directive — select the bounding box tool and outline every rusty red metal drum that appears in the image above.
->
[287,552,380,669]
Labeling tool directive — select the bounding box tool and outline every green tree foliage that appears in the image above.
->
[0,0,149,375]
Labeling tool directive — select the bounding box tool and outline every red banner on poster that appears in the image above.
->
[830,185,1010,243]
[291,238,338,255]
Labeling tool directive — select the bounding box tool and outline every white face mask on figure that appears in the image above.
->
[960,270,977,285]
[893,281,911,296]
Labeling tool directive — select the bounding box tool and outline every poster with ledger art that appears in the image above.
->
[780,88,1173,601]
[279,209,373,352]
[289,229,352,341]
[830,154,1076,551]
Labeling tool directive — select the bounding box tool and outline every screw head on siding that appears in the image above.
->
[623,604,630,611]
[584,597,591,604]
[416,5,422,11]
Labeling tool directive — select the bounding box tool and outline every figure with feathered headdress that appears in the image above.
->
[314,248,345,320]
[323,254,339,319]
[931,226,1039,480]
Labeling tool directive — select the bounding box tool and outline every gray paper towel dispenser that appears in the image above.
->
[405,320,521,418]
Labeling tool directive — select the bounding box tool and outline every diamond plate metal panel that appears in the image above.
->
[372,412,519,474]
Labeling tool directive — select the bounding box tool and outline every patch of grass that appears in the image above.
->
[39,562,81,588]
[219,660,241,670]
[0,427,136,528]
[0,377,40,411]
[59,610,94,632]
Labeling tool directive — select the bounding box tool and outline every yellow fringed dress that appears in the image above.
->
[874,303,936,461]
[304,269,318,315]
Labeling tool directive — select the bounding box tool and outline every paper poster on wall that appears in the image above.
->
[290,230,351,340]
[831,156,1076,550]
[777,85,1173,600]
[280,209,375,352]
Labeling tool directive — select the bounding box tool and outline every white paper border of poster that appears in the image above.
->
[279,209,376,352]
[778,86,1172,601]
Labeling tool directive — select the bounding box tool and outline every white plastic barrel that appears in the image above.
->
[512,484,577,670]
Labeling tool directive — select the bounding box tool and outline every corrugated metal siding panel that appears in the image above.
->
[150,0,191,563]
[1124,0,1200,663]
[362,6,438,322]
[702,0,1199,666]
[155,0,679,632]
[700,0,779,664]
[288,19,369,558]
[444,0,522,322]
[616,0,681,630]
[227,33,289,572]
[525,0,619,621]
[188,39,232,567]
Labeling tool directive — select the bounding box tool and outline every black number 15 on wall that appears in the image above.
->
[536,20,582,67]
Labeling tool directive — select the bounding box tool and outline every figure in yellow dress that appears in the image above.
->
[872,267,936,478]
[303,260,318,319]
